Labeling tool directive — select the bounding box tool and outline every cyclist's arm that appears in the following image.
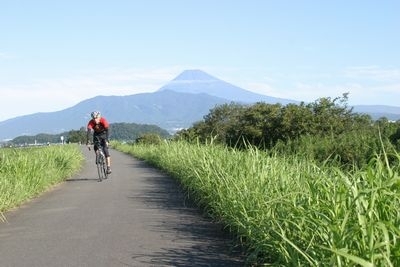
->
[105,128,109,143]
[101,118,110,142]
[86,128,93,145]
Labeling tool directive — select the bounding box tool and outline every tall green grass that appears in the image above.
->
[114,141,400,266]
[0,145,84,216]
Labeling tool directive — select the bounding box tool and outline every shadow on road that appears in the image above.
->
[65,177,99,182]
[126,160,247,267]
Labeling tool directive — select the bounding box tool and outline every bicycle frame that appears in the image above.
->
[93,137,108,181]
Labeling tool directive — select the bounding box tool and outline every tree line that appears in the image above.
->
[8,122,171,146]
[175,93,400,169]
[6,94,400,169]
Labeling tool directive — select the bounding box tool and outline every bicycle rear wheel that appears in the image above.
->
[96,153,106,182]
[103,162,108,179]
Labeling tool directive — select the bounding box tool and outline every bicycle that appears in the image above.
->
[89,137,109,182]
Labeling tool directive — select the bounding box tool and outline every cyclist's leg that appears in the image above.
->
[93,137,100,152]
[101,138,112,173]
[93,139,100,163]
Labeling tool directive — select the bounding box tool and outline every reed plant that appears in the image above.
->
[114,140,400,266]
[0,145,83,216]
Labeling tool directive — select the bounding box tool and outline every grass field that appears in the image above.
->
[0,145,83,216]
[114,140,400,266]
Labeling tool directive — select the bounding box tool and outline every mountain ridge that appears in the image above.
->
[1,69,400,141]
[158,69,299,105]
[0,90,229,140]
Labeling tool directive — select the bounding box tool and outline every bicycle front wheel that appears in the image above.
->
[103,162,108,179]
[96,154,106,182]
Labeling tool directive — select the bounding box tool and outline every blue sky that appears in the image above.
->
[1,0,399,121]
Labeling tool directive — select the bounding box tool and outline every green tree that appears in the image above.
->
[306,93,354,136]
[200,102,246,145]
[175,121,207,143]
[389,124,400,150]
[110,122,170,141]
[280,102,313,140]
[232,103,282,149]
[67,127,86,144]
[135,133,163,145]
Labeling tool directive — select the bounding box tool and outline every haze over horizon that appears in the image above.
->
[1,1,399,121]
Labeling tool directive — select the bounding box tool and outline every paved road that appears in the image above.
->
[0,147,245,267]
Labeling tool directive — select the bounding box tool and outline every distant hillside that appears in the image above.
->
[9,122,171,145]
[1,69,400,141]
[352,105,400,121]
[109,122,171,141]
[0,90,229,140]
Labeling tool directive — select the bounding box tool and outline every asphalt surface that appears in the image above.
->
[0,147,246,267]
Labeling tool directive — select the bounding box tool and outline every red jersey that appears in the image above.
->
[87,117,109,135]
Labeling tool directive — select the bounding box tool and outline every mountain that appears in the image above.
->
[0,90,229,140]
[352,105,400,121]
[158,69,299,105]
[1,69,400,141]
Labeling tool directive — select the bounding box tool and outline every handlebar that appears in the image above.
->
[87,137,108,151]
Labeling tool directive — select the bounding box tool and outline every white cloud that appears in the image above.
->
[236,66,400,106]
[245,82,278,96]
[288,82,351,102]
[0,67,184,121]
[242,78,399,106]
[344,66,400,82]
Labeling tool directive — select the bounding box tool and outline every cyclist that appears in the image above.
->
[86,111,112,174]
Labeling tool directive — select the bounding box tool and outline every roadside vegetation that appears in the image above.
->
[114,140,400,266]
[0,145,83,219]
[113,94,400,266]
[1,93,399,265]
